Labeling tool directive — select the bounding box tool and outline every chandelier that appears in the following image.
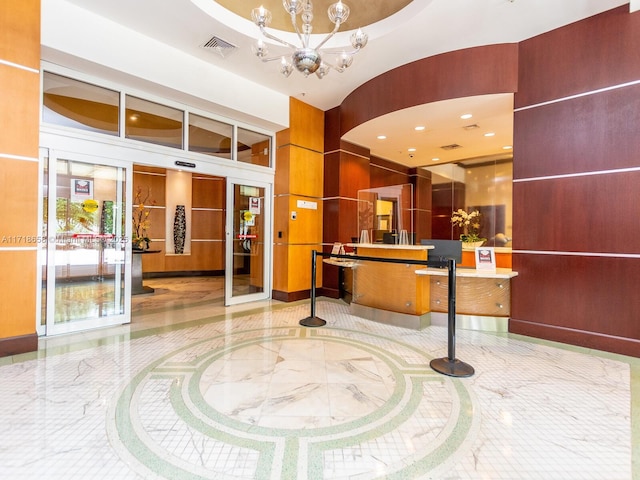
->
[251,0,368,79]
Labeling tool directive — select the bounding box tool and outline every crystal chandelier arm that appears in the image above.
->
[259,25,299,50]
[313,20,342,51]
[317,59,346,74]
[320,46,362,57]
[288,10,308,48]
[257,54,291,63]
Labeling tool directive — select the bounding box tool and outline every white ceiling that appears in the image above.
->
[61,0,628,167]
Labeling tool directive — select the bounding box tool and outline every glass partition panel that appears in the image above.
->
[42,72,119,135]
[188,113,233,159]
[357,184,413,244]
[237,127,271,167]
[125,95,183,149]
[422,157,512,247]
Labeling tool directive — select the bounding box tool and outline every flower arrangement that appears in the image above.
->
[132,186,155,250]
[451,208,486,244]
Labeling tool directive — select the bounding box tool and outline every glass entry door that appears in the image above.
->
[225,179,271,306]
[42,152,130,335]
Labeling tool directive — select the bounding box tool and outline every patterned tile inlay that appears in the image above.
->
[0,297,634,480]
[110,325,477,479]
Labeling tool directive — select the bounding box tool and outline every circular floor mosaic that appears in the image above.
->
[109,324,477,479]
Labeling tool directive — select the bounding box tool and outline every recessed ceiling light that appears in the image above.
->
[484,132,495,137]
[460,113,472,119]
[408,148,416,152]
[432,157,440,161]
[415,125,425,131]
[503,145,513,150]
[377,135,386,140]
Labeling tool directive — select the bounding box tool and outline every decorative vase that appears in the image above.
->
[173,205,186,254]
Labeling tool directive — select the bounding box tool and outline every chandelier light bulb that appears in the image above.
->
[337,52,352,69]
[283,0,303,15]
[351,28,368,49]
[316,62,330,79]
[280,56,293,77]
[328,1,350,24]
[251,6,272,27]
[252,39,268,58]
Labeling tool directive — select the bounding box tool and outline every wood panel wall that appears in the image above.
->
[273,98,324,301]
[339,44,519,136]
[511,5,640,357]
[322,7,640,357]
[0,0,41,357]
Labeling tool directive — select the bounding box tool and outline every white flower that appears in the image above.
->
[451,209,485,243]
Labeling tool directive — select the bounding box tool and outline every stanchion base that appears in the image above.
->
[430,358,475,377]
[299,316,326,327]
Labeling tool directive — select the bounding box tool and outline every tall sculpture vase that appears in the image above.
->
[173,205,186,254]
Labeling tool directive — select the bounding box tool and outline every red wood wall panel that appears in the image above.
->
[515,5,640,108]
[511,6,640,357]
[514,84,640,179]
[513,171,640,254]
[370,156,410,188]
[340,44,519,135]
[511,253,640,357]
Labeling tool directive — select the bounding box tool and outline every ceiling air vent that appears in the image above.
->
[440,144,463,151]
[200,36,237,58]
[462,124,480,130]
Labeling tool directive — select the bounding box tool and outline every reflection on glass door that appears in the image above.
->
[225,180,271,306]
[44,154,129,335]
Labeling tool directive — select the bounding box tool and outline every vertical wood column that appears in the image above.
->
[322,144,371,296]
[272,98,324,301]
[0,0,41,356]
[409,167,433,243]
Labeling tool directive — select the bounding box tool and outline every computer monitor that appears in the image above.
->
[420,239,462,266]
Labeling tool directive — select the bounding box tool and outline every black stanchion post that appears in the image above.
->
[299,249,327,327]
[430,258,475,377]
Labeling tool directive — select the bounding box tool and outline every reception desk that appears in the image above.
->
[415,267,518,332]
[346,243,433,330]
[343,243,517,332]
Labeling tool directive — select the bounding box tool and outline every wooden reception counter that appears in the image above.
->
[415,267,518,332]
[346,243,434,330]
[344,243,517,332]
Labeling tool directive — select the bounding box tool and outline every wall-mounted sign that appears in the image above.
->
[296,200,317,210]
[82,199,99,213]
[175,161,196,168]
[71,179,93,201]
[249,197,261,214]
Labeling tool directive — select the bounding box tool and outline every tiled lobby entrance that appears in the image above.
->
[0,278,637,479]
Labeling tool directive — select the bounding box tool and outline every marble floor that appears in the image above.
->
[0,277,638,479]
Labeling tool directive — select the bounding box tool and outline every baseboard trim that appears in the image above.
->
[317,287,340,299]
[0,333,38,358]
[144,270,224,278]
[510,318,640,358]
[272,289,310,302]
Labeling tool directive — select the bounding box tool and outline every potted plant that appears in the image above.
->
[132,186,155,250]
[451,208,486,247]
